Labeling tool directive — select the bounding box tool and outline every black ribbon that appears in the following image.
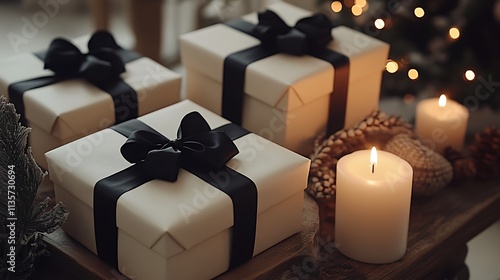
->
[94,113,258,269]
[8,31,142,126]
[223,10,350,135]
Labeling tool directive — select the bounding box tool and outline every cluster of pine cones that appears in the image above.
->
[444,127,500,181]
[307,112,500,200]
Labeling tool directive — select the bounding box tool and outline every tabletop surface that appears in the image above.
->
[31,177,500,280]
[217,179,500,280]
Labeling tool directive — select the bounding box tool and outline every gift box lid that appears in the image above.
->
[45,100,310,259]
[0,34,181,140]
[180,2,389,111]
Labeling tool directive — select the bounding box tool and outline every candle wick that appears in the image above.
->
[371,163,375,174]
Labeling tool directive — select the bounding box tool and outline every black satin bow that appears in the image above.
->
[253,10,334,56]
[43,31,126,85]
[120,112,239,182]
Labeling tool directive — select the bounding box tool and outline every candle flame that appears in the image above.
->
[370,147,378,173]
[438,94,447,107]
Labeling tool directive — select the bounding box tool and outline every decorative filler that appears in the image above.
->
[445,126,500,181]
[0,96,68,280]
[308,110,453,199]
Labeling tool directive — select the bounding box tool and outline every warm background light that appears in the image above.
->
[374,18,385,29]
[408,68,419,80]
[439,94,447,107]
[331,1,342,12]
[414,7,425,18]
[386,60,398,73]
[465,69,475,81]
[351,5,363,16]
[449,27,460,39]
[355,0,367,8]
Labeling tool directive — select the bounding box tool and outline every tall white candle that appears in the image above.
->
[335,148,413,264]
[415,94,469,153]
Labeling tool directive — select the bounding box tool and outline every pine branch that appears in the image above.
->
[0,96,68,280]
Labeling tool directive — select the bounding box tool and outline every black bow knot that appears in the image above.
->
[120,112,240,182]
[254,10,334,55]
[43,31,126,84]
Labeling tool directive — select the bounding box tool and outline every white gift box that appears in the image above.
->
[180,2,389,156]
[0,32,181,170]
[45,100,310,280]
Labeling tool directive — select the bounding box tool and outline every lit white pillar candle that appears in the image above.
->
[415,94,469,153]
[335,147,413,264]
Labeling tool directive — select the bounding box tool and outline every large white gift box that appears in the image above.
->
[180,2,389,156]
[45,100,310,280]
[0,31,181,170]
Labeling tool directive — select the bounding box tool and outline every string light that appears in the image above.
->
[449,27,460,39]
[355,0,367,8]
[386,60,398,73]
[331,1,342,12]
[408,69,419,80]
[351,4,363,16]
[374,19,385,29]
[414,7,425,18]
[465,70,475,81]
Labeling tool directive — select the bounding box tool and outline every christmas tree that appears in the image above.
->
[317,0,500,110]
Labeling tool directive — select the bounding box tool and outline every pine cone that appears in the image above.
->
[469,127,500,180]
[443,147,465,163]
[442,147,476,181]
[307,110,415,199]
[452,158,477,181]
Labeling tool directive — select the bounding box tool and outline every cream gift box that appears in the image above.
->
[180,1,389,156]
[45,99,310,280]
[0,31,181,170]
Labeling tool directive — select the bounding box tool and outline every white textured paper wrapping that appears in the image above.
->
[180,2,389,155]
[46,100,310,280]
[0,34,181,170]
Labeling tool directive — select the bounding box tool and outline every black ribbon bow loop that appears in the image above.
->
[295,13,334,50]
[120,112,240,182]
[254,10,334,56]
[43,31,126,85]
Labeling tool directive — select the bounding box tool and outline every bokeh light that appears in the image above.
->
[408,69,419,80]
[449,27,460,39]
[386,60,399,73]
[355,0,367,8]
[374,19,385,29]
[331,1,342,13]
[464,70,475,81]
[414,7,425,18]
[351,4,363,16]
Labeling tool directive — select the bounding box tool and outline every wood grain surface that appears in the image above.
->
[29,176,500,280]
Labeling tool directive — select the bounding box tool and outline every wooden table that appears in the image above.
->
[30,178,500,280]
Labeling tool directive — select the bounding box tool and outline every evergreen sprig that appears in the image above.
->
[0,96,68,280]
